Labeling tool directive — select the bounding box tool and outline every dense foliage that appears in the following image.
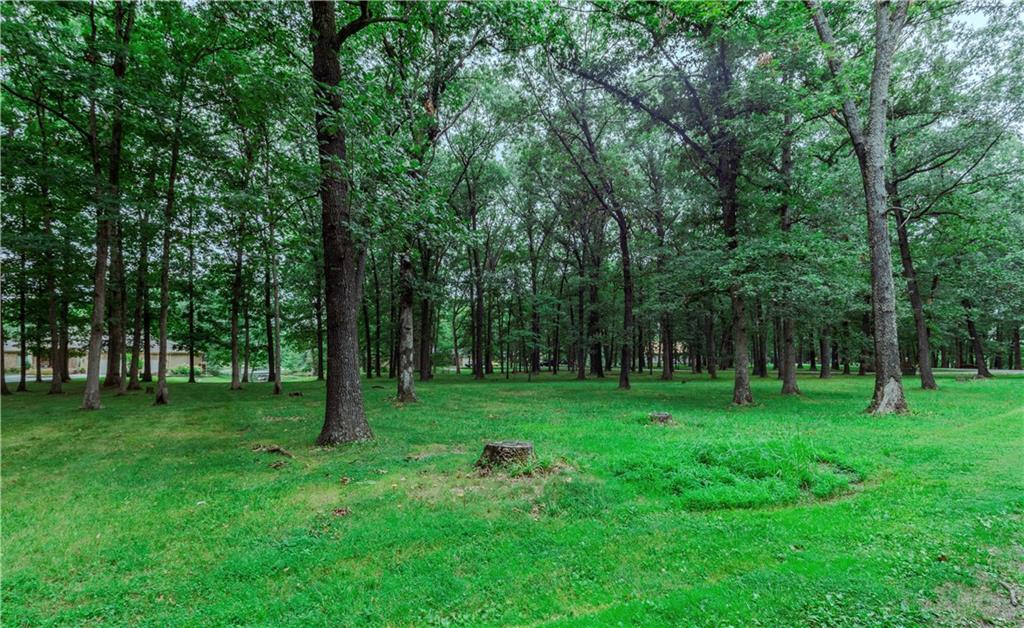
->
[2,1,1022,431]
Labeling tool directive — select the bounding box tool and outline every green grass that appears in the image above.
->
[2,370,1022,626]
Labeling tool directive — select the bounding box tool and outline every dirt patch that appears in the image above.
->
[262,415,306,423]
[403,443,466,462]
[407,461,576,507]
[924,578,1022,626]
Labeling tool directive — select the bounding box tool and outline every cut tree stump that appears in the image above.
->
[476,440,534,467]
[288,391,303,397]
[649,412,675,424]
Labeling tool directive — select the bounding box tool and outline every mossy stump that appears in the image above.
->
[476,440,534,467]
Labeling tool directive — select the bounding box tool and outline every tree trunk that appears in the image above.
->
[242,285,250,383]
[729,289,752,404]
[271,223,283,396]
[311,0,373,444]
[82,2,133,409]
[613,212,633,390]
[229,235,244,391]
[142,278,152,382]
[362,296,373,378]
[127,234,145,391]
[187,217,196,384]
[263,268,275,384]
[819,328,832,378]
[313,242,325,380]
[452,303,461,375]
[587,264,603,378]
[0,302,10,396]
[485,299,494,374]
[576,259,587,380]
[808,0,908,414]
[661,314,673,381]
[703,306,718,380]
[397,250,417,402]
[781,317,800,394]
[1013,326,1022,370]
[963,300,992,378]
[155,115,182,405]
[104,220,124,388]
[36,103,63,395]
[60,299,71,382]
[890,186,937,389]
[370,250,381,377]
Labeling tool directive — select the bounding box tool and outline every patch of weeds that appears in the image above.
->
[307,510,347,539]
[610,440,863,510]
[536,477,609,519]
[499,455,571,479]
[801,588,929,626]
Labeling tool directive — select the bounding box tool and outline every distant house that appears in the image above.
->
[2,341,202,376]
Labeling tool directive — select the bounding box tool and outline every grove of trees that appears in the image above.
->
[3,1,1022,443]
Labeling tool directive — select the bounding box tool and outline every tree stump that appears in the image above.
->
[476,440,534,467]
[649,412,675,425]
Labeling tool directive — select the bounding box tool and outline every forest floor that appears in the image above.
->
[2,370,1022,626]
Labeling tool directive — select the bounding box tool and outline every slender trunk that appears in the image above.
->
[577,259,587,380]
[264,268,275,383]
[485,299,495,374]
[243,286,250,383]
[363,296,373,378]
[397,250,417,401]
[271,224,282,395]
[703,306,718,380]
[104,220,124,388]
[893,202,937,389]
[859,309,872,376]
[142,278,152,382]
[529,257,541,375]
[453,303,461,375]
[229,236,244,391]
[370,250,381,377]
[1013,326,1021,370]
[613,212,632,390]
[187,216,196,384]
[155,121,182,405]
[963,300,992,378]
[781,317,800,394]
[819,328,832,379]
[312,243,325,380]
[778,114,799,396]
[660,314,673,380]
[60,299,70,382]
[587,265,603,377]
[36,103,63,394]
[0,302,10,396]
[418,250,433,380]
[128,201,149,391]
[127,246,144,390]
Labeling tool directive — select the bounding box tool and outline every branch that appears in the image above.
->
[335,1,405,48]
[564,64,715,172]
[2,83,90,140]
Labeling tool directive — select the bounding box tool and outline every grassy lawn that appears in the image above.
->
[2,371,1022,626]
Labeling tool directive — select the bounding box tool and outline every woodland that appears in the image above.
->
[1,1,1023,625]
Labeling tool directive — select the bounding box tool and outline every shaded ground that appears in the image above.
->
[2,370,1022,625]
